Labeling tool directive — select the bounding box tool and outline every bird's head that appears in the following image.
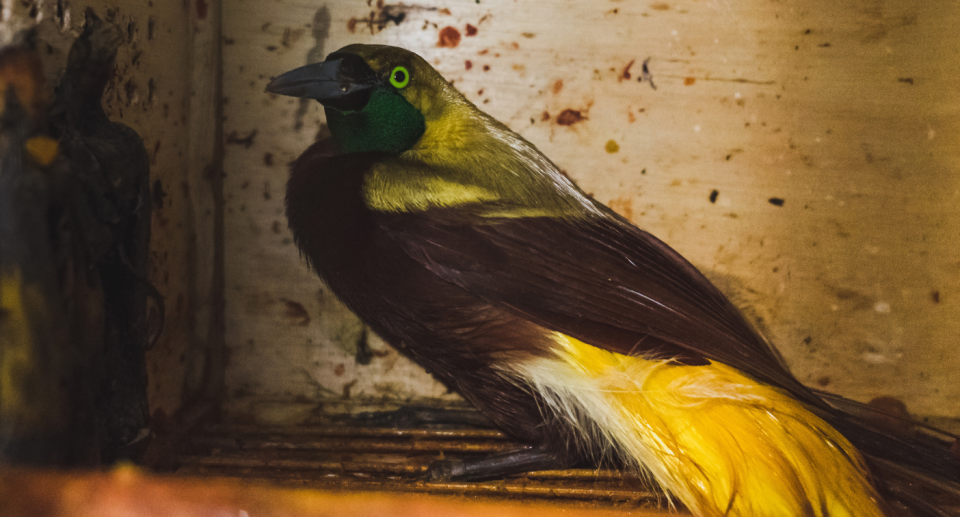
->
[269,44,599,217]
[267,44,462,155]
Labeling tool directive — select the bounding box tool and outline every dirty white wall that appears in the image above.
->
[222,0,960,424]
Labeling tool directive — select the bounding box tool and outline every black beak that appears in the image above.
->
[266,53,378,112]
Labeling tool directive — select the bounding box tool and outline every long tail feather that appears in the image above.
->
[820,399,960,516]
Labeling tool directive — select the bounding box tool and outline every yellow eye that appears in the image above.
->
[389,66,410,89]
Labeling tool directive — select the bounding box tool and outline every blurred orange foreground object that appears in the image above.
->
[0,466,669,517]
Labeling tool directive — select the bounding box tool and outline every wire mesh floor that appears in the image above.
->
[176,422,669,510]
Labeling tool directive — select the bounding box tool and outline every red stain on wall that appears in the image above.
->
[620,59,635,81]
[556,109,585,126]
[438,26,461,48]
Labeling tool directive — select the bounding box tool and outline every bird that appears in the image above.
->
[0,11,155,466]
[267,44,960,517]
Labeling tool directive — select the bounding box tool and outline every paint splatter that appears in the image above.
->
[347,3,418,34]
[438,26,461,47]
[226,130,258,149]
[556,109,585,126]
[152,179,167,209]
[608,197,634,222]
[620,59,635,81]
[552,79,564,94]
[281,299,311,326]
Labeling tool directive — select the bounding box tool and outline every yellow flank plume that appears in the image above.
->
[504,333,886,517]
[0,268,41,426]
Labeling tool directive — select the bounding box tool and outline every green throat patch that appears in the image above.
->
[325,89,426,154]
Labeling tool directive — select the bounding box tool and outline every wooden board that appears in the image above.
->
[0,465,675,517]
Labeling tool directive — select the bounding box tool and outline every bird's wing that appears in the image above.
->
[376,207,820,403]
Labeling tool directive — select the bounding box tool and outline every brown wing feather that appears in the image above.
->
[376,208,823,406]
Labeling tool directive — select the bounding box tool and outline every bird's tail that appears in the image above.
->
[501,333,959,517]
[819,394,960,516]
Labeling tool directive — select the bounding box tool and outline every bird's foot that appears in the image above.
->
[424,446,573,482]
[338,406,494,429]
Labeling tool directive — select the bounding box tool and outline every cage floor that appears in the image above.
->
[175,422,671,512]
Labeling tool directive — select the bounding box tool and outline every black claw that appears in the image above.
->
[426,458,466,481]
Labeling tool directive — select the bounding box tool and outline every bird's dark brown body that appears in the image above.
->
[287,138,815,458]
[287,141,567,447]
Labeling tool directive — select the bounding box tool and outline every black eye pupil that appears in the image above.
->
[394,70,406,83]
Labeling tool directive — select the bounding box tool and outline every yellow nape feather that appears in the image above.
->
[363,164,499,213]
[502,334,885,517]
